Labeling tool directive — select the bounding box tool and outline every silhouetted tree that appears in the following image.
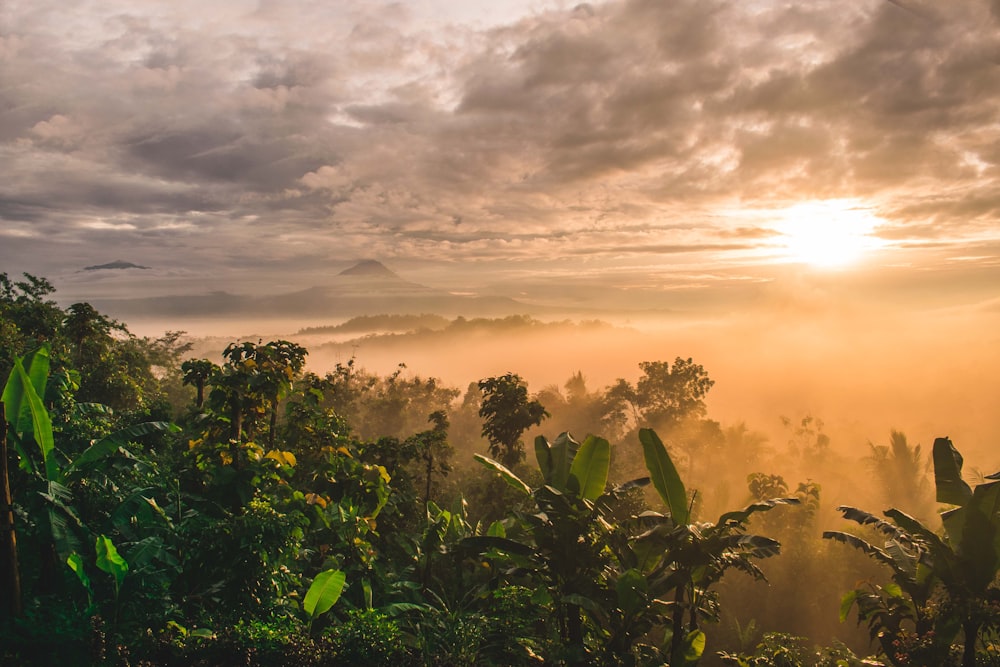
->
[478,373,548,468]
[867,429,933,521]
[182,359,219,409]
[635,358,714,431]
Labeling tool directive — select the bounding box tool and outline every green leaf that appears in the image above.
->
[362,578,373,611]
[4,358,57,482]
[531,587,553,605]
[839,590,858,622]
[66,552,92,596]
[95,534,128,592]
[568,435,610,501]
[678,629,706,666]
[639,428,689,525]
[822,531,896,571]
[42,480,84,560]
[941,506,967,548]
[303,569,347,620]
[958,480,1000,589]
[382,602,430,617]
[534,435,553,484]
[461,535,535,558]
[717,497,800,527]
[562,593,603,615]
[68,421,179,473]
[549,432,578,490]
[884,539,918,581]
[474,454,531,496]
[616,568,649,616]
[933,437,972,507]
[883,582,903,598]
[2,345,50,435]
[487,520,506,538]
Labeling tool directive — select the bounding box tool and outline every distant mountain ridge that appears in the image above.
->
[338,259,398,278]
[83,260,150,271]
[87,260,540,319]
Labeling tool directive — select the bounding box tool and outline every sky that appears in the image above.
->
[3,0,1000,467]
[3,0,1000,309]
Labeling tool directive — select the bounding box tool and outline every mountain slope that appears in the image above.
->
[86,261,539,319]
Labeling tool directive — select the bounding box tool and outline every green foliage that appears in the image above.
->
[640,427,690,525]
[635,358,714,430]
[3,347,57,481]
[568,435,611,501]
[303,569,346,630]
[720,633,882,667]
[468,428,791,666]
[94,534,128,597]
[478,373,548,468]
[181,358,218,409]
[0,273,65,381]
[328,609,406,666]
[824,437,1000,667]
[9,274,1000,666]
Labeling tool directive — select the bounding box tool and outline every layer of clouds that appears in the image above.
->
[2,0,998,297]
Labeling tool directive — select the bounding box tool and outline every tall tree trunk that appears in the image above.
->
[566,603,586,667]
[963,618,980,667]
[230,403,243,442]
[671,584,686,662]
[268,395,278,449]
[424,452,433,505]
[0,408,23,619]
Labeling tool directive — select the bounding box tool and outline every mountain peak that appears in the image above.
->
[339,260,399,278]
[84,260,151,271]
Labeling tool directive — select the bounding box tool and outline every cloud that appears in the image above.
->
[1,0,998,299]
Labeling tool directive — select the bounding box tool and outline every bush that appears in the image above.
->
[327,609,407,666]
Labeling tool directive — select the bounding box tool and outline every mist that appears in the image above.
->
[178,306,997,464]
[127,290,1000,472]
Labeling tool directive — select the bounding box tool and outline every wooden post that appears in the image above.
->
[0,403,23,619]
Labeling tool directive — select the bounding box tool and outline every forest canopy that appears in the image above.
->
[1,272,998,667]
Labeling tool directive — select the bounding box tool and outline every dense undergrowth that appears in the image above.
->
[1,272,998,666]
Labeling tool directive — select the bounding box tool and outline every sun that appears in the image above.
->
[773,199,884,268]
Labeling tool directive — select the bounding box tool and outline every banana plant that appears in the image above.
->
[608,429,798,666]
[824,437,1000,667]
[2,345,179,619]
[303,568,347,633]
[466,432,647,665]
[2,345,56,481]
[822,506,939,661]
[467,429,794,666]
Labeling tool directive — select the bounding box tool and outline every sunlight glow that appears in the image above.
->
[773,200,885,268]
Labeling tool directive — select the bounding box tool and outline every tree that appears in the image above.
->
[181,359,218,409]
[209,340,307,445]
[254,341,308,448]
[867,430,933,522]
[536,372,609,445]
[407,410,451,505]
[599,358,714,439]
[635,358,714,431]
[478,373,548,468]
[0,273,65,381]
[63,303,159,413]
